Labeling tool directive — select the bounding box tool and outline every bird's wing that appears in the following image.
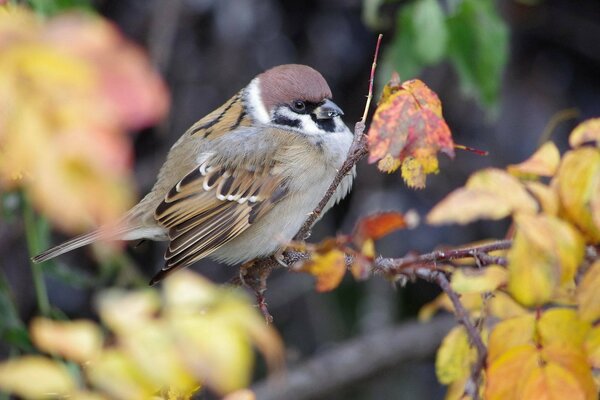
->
[150,155,289,284]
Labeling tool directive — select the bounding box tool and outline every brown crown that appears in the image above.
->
[257,64,333,113]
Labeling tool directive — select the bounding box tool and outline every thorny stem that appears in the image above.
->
[433,271,486,400]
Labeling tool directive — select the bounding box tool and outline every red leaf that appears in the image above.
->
[354,211,419,242]
[367,76,454,188]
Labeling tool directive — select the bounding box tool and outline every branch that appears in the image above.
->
[372,240,512,277]
[251,315,455,400]
[293,33,382,241]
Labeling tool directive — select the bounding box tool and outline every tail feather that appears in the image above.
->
[31,225,141,263]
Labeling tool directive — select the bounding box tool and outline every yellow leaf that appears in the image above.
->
[171,317,253,395]
[30,318,103,363]
[120,321,196,392]
[524,181,559,216]
[584,325,600,368]
[427,168,537,225]
[97,289,161,333]
[466,168,539,213]
[538,308,590,349]
[450,265,507,294]
[518,362,586,400]
[401,153,439,189]
[507,214,584,307]
[0,356,75,399]
[87,349,157,400]
[487,291,529,319]
[570,118,600,148]
[435,326,474,384]
[486,344,539,400]
[577,260,600,322]
[427,188,512,225]
[556,148,600,242]
[487,314,535,364]
[298,249,347,292]
[507,141,561,178]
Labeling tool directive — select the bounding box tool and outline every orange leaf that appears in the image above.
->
[518,362,586,400]
[487,315,535,364]
[486,344,539,400]
[353,210,419,243]
[297,249,347,292]
[367,76,454,189]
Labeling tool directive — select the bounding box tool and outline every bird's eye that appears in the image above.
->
[291,100,306,113]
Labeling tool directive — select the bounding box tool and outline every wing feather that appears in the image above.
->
[149,156,289,285]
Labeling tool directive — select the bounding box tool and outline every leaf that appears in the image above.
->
[30,318,103,363]
[584,325,600,368]
[447,0,508,108]
[485,344,539,400]
[353,210,419,243]
[450,265,507,294]
[412,0,448,65]
[0,356,75,399]
[427,168,538,225]
[418,292,483,321]
[507,141,561,178]
[507,214,585,307]
[541,344,597,400]
[487,314,535,364]
[367,77,454,189]
[87,349,157,400]
[577,260,600,322]
[518,362,586,400]
[569,118,600,148]
[0,7,168,232]
[537,308,590,349]
[524,181,559,216]
[556,148,600,242]
[487,291,529,319]
[297,249,347,292]
[435,326,473,384]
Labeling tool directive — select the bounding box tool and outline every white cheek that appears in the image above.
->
[245,78,270,124]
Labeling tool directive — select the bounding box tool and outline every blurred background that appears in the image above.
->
[2,0,600,398]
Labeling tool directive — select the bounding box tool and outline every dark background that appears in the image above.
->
[3,0,600,398]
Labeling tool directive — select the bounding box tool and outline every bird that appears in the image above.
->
[32,64,355,285]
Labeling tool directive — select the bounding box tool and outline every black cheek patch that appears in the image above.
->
[272,115,301,128]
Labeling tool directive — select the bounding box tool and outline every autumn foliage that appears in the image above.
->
[1,3,600,400]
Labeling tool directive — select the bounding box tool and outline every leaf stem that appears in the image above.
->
[22,195,51,316]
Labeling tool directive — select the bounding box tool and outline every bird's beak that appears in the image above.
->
[314,99,344,120]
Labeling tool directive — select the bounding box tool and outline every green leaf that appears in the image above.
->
[0,272,33,352]
[381,0,448,82]
[412,0,448,64]
[447,0,508,108]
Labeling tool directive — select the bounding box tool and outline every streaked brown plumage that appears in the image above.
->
[33,64,354,285]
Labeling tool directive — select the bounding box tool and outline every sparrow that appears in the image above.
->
[33,64,355,285]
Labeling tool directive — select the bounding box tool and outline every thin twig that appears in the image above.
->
[361,33,383,124]
[293,34,383,241]
[372,240,512,276]
[432,271,486,400]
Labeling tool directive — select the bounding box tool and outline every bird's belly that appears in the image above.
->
[209,165,338,264]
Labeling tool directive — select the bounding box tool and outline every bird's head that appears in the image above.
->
[245,64,347,135]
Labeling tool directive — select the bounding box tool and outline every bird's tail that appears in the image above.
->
[31,224,140,263]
